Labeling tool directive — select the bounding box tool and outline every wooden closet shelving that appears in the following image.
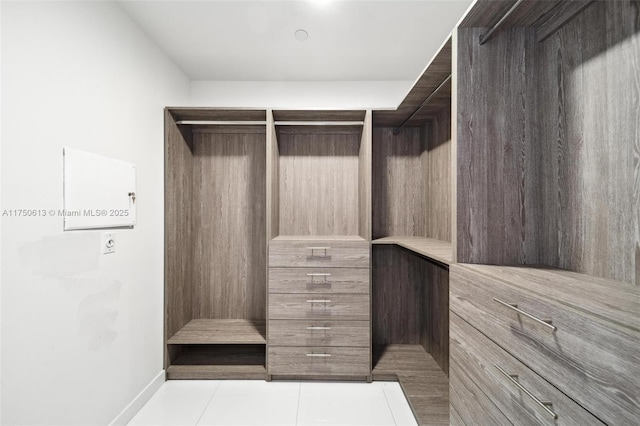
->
[164,108,268,380]
[167,319,266,345]
[372,237,452,266]
[370,34,454,425]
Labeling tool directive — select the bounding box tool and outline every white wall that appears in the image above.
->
[1,1,189,425]
[190,80,411,109]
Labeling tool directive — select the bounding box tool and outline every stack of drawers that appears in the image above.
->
[267,237,371,379]
[449,264,640,425]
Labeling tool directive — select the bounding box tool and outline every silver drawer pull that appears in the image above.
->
[307,247,330,256]
[306,273,331,277]
[306,326,332,330]
[494,364,558,420]
[306,353,331,357]
[307,299,331,303]
[493,297,557,332]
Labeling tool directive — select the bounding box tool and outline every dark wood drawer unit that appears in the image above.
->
[269,239,370,268]
[269,267,369,294]
[269,293,369,321]
[268,319,369,347]
[268,346,370,376]
[451,313,605,426]
[450,264,640,426]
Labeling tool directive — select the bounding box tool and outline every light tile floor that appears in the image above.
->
[128,380,418,426]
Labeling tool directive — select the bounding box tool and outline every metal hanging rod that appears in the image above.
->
[479,0,525,45]
[176,120,267,125]
[275,121,364,126]
[393,74,451,135]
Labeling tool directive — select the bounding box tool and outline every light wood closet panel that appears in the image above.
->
[191,127,266,319]
[277,127,361,236]
[372,127,426,238]
[537,0,640,285]
[165,110,194,346]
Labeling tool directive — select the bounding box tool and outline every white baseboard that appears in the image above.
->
[109,370,165,426]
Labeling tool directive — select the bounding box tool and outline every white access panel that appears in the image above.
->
[63,148,136,230]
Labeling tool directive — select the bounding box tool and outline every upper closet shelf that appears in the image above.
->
[372,237,452,266]
[167,319,266,345]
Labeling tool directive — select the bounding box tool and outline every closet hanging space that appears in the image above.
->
[164,108,268,380]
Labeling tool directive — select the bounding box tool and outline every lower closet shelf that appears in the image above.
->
[372,345,449,426]
[167,319,266,344]
[167,365,267,380]
[167,344,266,380]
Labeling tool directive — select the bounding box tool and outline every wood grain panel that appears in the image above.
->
[372,245,425,345]
[422,263,449,375]
[167,319,266,344]
[359,110,372,240]
[167,365,266,380]
[449,360,511,426]
[269,239,369,268]
[268,320,369,347]
[451,313,605,426]
[538,0,640,285]
[266,110,279,240]
[192,128,266,320]
[168,108,266,122]
[273,110,366,122]
[371,345,449,426]
[425,106,452,242]
[372,237,452,266]
[450,264,640,425]
[268,267,369,294]
[459,0,591,29]
[373,38,451,128]
[268,346,370,376]
[269,293,369,321]
[455,27,541,265]
[165,110,194,356]
[277,128,361,236]
[372,127,428,239]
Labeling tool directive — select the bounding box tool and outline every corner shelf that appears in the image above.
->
[372,237,452,266]
[372,345,449,425]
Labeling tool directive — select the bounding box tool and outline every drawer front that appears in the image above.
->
[268,319,369,347]
[269,268,369,294]
[269,240,370,268]
[268,346,370,376]
[450,265,640,425]
[269,293,369,321]
[450,360,511,426]
[450,313,605,426]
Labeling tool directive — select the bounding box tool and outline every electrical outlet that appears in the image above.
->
[102,233,116,254]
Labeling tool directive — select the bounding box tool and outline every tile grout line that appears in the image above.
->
[194,381,223,426]
[294,381,302,425]
[381,384,399,426]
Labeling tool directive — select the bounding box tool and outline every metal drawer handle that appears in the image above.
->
[307,247,330,256]
[306,273,331,277]
[306,326,331,330]
[493,297,557,332]
[494,364,558,420]
[307,299,331,303]
[306,353,331,357]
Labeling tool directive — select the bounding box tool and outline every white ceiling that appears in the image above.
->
[118,0,473,82]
